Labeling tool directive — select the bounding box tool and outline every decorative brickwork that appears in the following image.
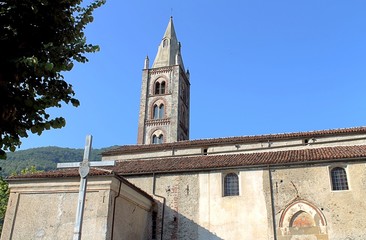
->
[146,118,171,126]
[150,67,174,75]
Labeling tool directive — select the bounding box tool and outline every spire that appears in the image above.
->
[152,17,185,70]
[143,55,149,69]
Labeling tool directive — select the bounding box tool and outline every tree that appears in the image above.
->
[0,176,8,234]
[0,0,105,158]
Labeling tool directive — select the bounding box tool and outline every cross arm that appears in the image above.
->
[57,161,116,169]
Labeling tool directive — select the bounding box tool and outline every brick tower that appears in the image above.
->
[137,17,190,144]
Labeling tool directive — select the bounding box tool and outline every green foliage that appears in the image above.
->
[19,166,43,175]
[0,176,8,234]
[0,0,105,159]
[0,146,112,177]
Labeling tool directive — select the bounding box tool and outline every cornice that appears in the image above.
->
[146,118,171,126]
[149,66,174,75]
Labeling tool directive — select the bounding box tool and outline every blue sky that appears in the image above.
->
[19,0,366,150]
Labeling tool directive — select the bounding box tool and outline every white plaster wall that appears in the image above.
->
[2,179,111,240]
[198,171,270,240]
[1,176,153,240]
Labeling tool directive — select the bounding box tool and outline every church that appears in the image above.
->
[2,17,366,240]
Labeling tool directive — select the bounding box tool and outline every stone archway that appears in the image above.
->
[278,200,328,240]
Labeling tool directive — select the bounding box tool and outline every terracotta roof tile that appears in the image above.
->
[9,168,112,179]
[112,145,366,174]
[102,127,366,156]
[9,168,154,202]
[12,145,366,178]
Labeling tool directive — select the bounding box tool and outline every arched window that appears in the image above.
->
[159,104,164,119]
[153,104,164,119]
[155,82,160,94]
[154,81,166,95]
[223,173,239,196]
[161,81,165,94]
[152,135,157,144]
[152,134,164,144]
[331,167,349,191]
[158,134,163,143]
[153,105,159,119]
[163,39,168,47]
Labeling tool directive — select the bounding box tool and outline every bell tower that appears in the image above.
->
[137,17,190,144]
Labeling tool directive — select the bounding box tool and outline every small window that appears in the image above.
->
[202,148,208,155]
[163,39,168,47]
[161,82,165,94]
[152,134,164,144]
[153,104,164,119]
[159,104,164,119]
[154,81,166,95]
[153,105,159,119]
[155,82,160,95]
[152,135,157,144]
[331,167,349,191]
[158,134,163,143]
[224,173,239,196]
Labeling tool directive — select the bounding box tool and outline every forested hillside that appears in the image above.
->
[0,146,115,177]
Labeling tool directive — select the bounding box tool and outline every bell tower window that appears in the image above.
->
[155,82,160,94]
[152,134,164,144]
[161,81,165,94]
[153,104,164,119]
[155,81,166,95]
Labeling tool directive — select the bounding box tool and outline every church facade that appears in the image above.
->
[3,18,366,240]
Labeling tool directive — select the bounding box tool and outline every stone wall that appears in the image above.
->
[124,160,366,240]
[1,176,153,240]
[271,162,366,240]
[126,170,271,240]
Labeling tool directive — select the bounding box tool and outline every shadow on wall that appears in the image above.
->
[154,201,223,240]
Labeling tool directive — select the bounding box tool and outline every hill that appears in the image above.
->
[0,146,116,177]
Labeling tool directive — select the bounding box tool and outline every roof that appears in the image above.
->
[9,168,113,179]
[103,126,366,156]
[111,145,366,175]
[8,169,154,202]
[10,145,366,179]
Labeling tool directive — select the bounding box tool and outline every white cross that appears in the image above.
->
[57,135,115,240]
